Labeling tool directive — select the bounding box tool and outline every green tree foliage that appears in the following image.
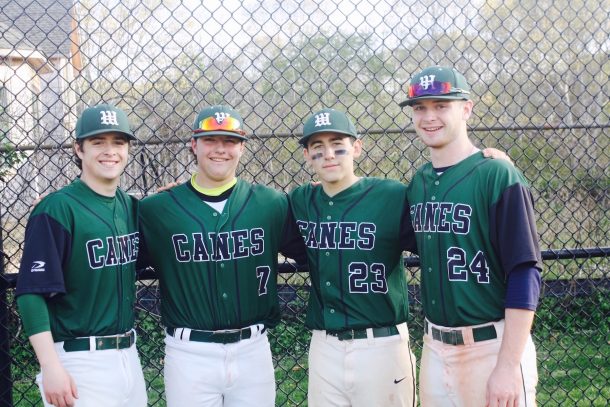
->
[0,95,25,181]
[0,139,24,182]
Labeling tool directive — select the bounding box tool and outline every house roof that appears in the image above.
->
[0,0,73,58]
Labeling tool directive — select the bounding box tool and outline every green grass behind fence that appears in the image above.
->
[10,288,609,406]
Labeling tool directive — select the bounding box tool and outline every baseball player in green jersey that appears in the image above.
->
[399,66,542,406]
[289,108,418,407]
[15,104,147,407]
[138,105,307,407]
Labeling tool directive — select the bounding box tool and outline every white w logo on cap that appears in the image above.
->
[100,111,119,126]
[314,112,331,127]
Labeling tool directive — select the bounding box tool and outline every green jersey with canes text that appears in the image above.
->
[16,179,139,342]
[289,178,417,330]
[139,179,305,331]
[407,152,542,327]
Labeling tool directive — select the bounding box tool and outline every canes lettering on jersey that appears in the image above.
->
[86,232,139,269]
[410,202,472,234]
[171,228,265,262]
[295,221,376,250]
[296,220,381,294]
[411,201,491,285]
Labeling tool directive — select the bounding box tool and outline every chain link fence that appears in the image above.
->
[0,0,608,405]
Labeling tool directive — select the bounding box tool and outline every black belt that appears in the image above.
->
[326,326,399,341]
[62,330,135,352]
[167,326,266,344]
[425,320,497,346]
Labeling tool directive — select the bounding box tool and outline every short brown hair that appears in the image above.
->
[73,140,84,170]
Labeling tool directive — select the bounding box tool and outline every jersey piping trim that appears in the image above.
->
[58,191,116,232]
[306,188,326,314]
[167,187,218,324]
[229,184,254,326]
[59,189,128,335]
[416,158,488,327]
[337,183,376,327]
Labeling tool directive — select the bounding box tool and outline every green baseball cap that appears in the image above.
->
[192,105,247,140]
[75,104,136,140]
[300,108,358,146]
[399,66,471,107]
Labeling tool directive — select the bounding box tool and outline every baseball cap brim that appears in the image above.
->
[76,128,137,141]
[298,129,358,146]
[192,130,247,141]
[399,93,470,107]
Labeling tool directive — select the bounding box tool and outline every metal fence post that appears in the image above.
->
[0,205,13,406]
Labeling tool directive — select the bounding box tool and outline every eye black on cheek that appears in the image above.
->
[310,152,324,160]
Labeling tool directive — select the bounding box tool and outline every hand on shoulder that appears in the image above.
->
[482,148,513,166]
[156,181,180,193]
[30,193,48,211]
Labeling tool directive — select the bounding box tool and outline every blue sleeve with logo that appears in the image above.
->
[15,213,71,297]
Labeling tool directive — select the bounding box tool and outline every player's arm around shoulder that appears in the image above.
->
[27,184,106,240]
[287,182,320,212]
[366,178,410,211]
[29,189,73,221]
[375,177,408,193]
[479,156,531,204]
[249,182,290,212]
[483,151,521,173]
[481,147,513,164]
[139,184,176,217]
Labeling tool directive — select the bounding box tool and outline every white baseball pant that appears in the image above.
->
[36,340,147,407]
[163,325,275,407]
[308,322,417,407]
[420,319,538,407]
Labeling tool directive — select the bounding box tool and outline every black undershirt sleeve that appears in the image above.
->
[136,222,155,274]
[399,198,418,254]
[279,204,308,266]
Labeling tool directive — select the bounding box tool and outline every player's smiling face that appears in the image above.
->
[304,132,362,192]
[192,135,245,187]
[411,99,472,149]
[76,133,129,186]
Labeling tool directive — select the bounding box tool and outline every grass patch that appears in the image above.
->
[9,288,609,406]
[536,334,610,406]
[10,327,610,407]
